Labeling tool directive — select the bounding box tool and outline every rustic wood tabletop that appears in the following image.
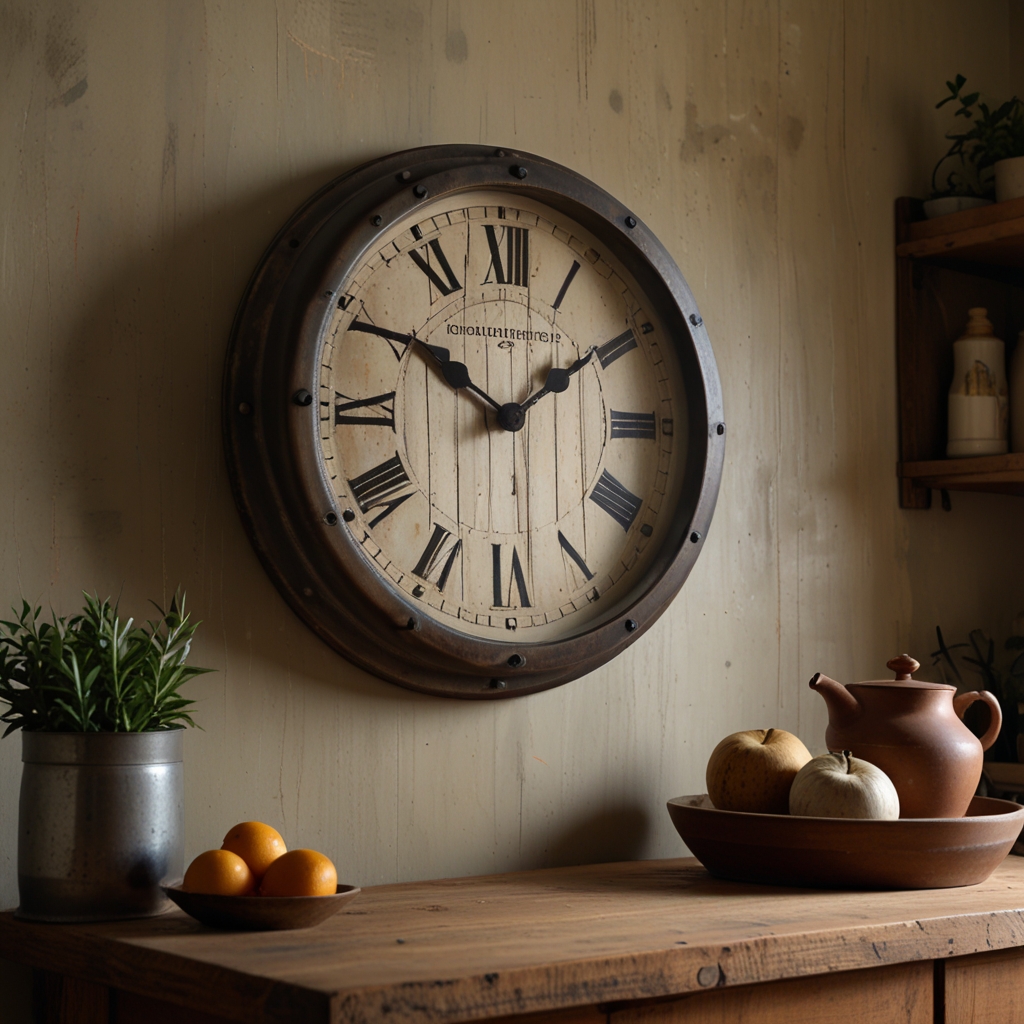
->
[4,856,1024,1024]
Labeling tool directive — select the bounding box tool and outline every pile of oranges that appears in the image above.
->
[182,821,337,897]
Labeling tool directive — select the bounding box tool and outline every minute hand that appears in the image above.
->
[414,338,502,412]
[519,347,597,414]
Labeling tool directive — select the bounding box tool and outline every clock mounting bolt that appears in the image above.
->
[237,402,252,415]
[507,653,525,668]
[510,165,528,179]
[398,170,412,181]
[292,389,313,407]
[413,184,428,198]
[490,678,507,689]
[716,423,725,435]
[624,215,637,229]
[371,215,383,226]
[690,531,702,544]
[689,313,703,327]
[342,509,355,523]
[625,619,638,632]
[288,238,300,249]
[494,149,506,157]
[324,511,338,526]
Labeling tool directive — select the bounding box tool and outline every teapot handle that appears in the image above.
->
[953,691,1003,752]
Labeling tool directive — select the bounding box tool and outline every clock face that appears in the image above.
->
[224,145,723,697]
[317,191,687,643]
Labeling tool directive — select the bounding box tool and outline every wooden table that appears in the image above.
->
[5,857,1024,1024]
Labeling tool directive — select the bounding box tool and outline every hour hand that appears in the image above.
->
[520,347,597,413]
[414,339,501,411]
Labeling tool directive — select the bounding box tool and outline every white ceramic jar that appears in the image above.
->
[947,308,1008,457]
[995,156,1024,203]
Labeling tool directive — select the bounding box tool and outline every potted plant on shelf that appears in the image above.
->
[927,75,1024,217]
[0,592,211,921]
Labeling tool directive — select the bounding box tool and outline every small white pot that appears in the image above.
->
[995,156,1024,202]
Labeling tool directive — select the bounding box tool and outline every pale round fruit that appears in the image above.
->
[182,849,255,895]
[789,751,900,819]
[706,728,812,814]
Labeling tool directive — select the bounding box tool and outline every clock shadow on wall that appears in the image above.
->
[224,145,725,700]
[49,158,414,704]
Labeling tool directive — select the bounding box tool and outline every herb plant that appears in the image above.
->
[932,625,1024,762]
[931,75,1024,198]
[0,592,212,736]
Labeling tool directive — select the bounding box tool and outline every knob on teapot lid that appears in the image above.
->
[887,654,921,681]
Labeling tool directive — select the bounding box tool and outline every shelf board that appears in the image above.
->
[897,196,1024,269]
[899,453,1024,496]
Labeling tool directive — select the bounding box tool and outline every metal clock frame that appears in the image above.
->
[223,144,724,698]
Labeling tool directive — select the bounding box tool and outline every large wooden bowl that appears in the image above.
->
[667,794,1024,889]
[161,884,361,930]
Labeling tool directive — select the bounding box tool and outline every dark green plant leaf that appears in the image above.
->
[0,590,211,734]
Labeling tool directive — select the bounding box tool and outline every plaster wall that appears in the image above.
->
[3,1,1024,1014]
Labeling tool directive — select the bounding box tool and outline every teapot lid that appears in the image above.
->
[848,654,954,691]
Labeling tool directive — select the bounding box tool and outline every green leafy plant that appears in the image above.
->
[0,592,212,736]
[932,625,1024,762]
[930,74,1024,198]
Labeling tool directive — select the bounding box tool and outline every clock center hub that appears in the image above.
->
[497,402,526,432]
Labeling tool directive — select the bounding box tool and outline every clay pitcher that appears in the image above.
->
[809,655,1001,818]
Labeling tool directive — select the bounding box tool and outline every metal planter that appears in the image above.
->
[17,730,184,921]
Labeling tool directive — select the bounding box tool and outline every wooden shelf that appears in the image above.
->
[899,453,1024,497]
[897,196,1024,274]
[895,197,1024,507]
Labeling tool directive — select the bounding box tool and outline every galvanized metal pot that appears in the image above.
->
[17,730,184,921]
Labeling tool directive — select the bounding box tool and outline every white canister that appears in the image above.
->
[1012,330,1024,452]
[947,307,1008,458]
[996,156,1024,203]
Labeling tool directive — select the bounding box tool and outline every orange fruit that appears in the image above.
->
[182,849,255,895]
[258,849,337,897]
[221,821,287,880]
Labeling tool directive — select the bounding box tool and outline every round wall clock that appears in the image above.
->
[223,145,724,698]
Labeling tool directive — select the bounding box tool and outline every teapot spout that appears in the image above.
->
[809,672,862,728]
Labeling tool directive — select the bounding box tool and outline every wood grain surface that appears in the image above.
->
[610,961,932,1024]
[945,947,1024,1024]
[5,858,1024,1024]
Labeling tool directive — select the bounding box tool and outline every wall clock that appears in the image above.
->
[223,145,724,698]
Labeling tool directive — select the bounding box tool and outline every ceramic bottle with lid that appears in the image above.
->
[947,307,1008,457]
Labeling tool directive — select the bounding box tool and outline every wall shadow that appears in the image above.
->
[53,154,437,706]
[527,805,653,869]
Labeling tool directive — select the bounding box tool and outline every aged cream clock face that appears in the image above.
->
[318,191,686,642]
[225,145,723,697]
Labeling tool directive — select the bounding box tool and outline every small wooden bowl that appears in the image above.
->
[161,884,361,930]
[667,794,1024,890]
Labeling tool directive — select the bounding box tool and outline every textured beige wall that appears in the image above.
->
[2,1,1024,1009]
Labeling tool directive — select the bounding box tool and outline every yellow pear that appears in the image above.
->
[706,729,812,814]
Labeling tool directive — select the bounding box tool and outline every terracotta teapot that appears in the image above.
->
[809,655,1001,819]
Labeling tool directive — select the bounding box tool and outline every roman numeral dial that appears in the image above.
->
[318,194,681,643]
